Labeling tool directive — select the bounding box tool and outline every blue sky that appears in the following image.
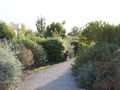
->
[0,0,120,32]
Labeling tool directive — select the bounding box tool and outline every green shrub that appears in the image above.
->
[21,38,47,66]
[0,47,22,90]
[61,37,71,52]
[24,34,44,44]
[76,42,119,65]
[0,21,15,40]
[41,38,65,62]
[72,42,120,90]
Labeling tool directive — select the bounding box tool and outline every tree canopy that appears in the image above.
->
[44,22,66,38]
[79,21,120,45]
[68,26,80,36]
[36,17,46,34]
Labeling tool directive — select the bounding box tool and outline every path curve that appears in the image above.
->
[18,59,84,90]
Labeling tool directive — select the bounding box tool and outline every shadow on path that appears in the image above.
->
[35,67,81,90]
[18,60,85,90]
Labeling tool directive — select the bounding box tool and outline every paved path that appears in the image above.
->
[18,60,84,90]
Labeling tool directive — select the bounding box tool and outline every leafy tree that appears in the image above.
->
[99,23,116,43]
[80,21,104,44]
[44,22,66,38]
[36,16,46,34]
[68,26,80,36]
[0,21,15,39]
[79,21,120,45]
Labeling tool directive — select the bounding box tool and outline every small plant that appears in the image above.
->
[17,42,34,69]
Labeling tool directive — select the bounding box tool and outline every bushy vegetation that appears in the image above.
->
[0,16,74,90]
[2,18,120,90]
[0,21,15,40]
[21,38,47,67]
[40,38,66,62]
[17,42,34,69]
[73,21,120,90]
[0,46,22,90]
[44,22,66,38]
[79,21,120,45]
[72,43,120,90]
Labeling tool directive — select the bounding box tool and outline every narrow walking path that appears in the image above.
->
[18,59,83,90]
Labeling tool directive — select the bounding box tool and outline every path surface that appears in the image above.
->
[18,60,84,90]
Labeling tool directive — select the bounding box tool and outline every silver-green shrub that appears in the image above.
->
[0,47,22,90]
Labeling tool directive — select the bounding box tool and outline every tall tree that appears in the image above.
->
[44,22,66,38]
[36,16,46,34]
[68,26,80,36]
[79,21,120,45]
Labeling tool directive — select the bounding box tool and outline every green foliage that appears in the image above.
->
[61,36,79,58]
[0,21,15,39]
[72,43,120,89]
[80,21,120,45]
[16,24,34,39]
[41,38,66,62]
[24,34,44,44]
[44,22,66,38]
[21,38,47,66]
[58,36,72,52]
[68,26,80,36]
[81,21,104,44]
[36,17,46,35]
[79,43,119,64]
[0,47,22,90]
[74,21,120,90]
[57,36,76,60]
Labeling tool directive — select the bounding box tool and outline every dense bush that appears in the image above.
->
[72,42,120,90]
[41,38,66,62]
[0,47,22,90]
[80,21,120,46]
[0,21,15,40]
[44,22,66,38]
[17,42,34,69]
[21,38,47,66]
[57,37,74,59]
